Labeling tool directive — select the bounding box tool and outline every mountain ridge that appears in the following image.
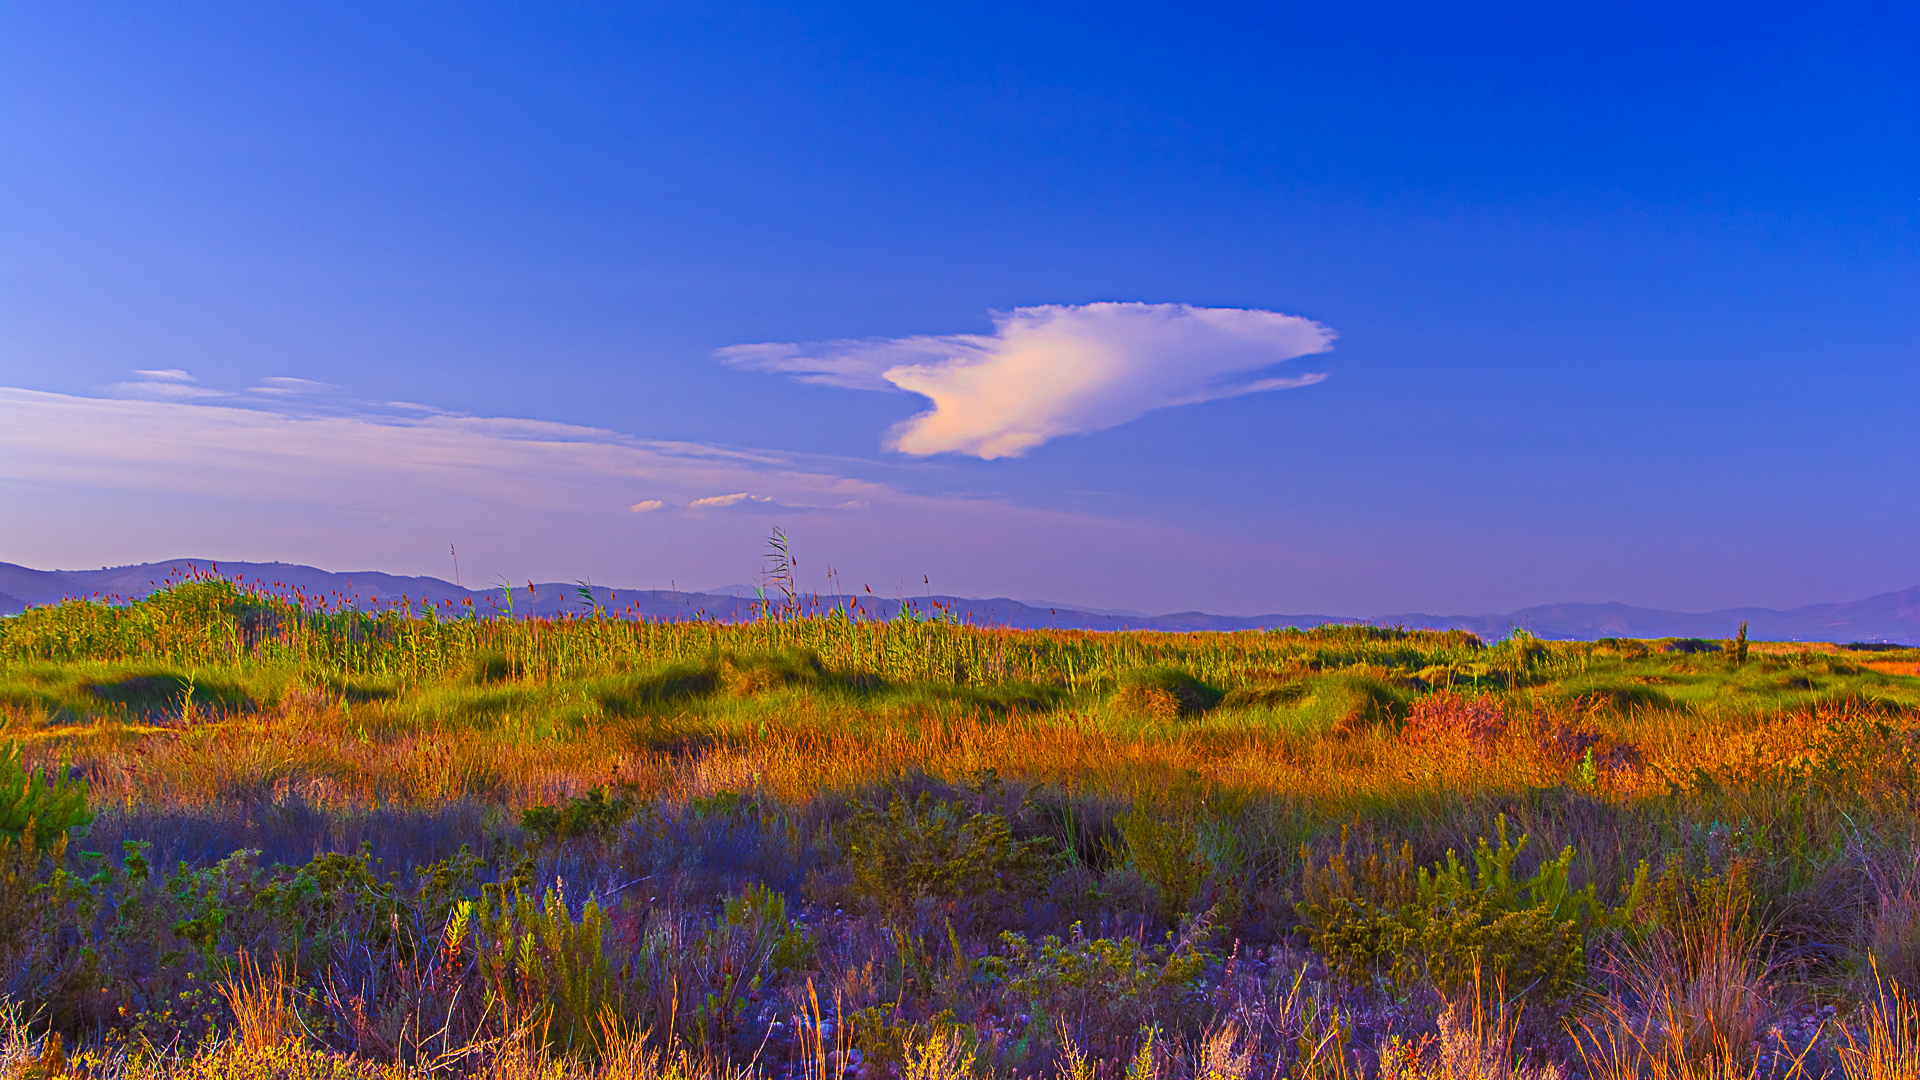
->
[1,558,1914,643]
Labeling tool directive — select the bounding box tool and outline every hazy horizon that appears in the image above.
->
[7,554,1918,626]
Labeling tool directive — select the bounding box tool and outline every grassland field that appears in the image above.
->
[4,577,1920,1080]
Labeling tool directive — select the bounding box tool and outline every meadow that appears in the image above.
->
[3,576,1920,1080]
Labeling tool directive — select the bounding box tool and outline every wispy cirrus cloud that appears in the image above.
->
[685,491,859,514]
[718,302,1335,459]
[689,492,775,510]
[0,387,880,520]
[108,368,230,400]
[0,386,1278,604]
[249,376,340,396]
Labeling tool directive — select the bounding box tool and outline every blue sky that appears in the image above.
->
[2,1,1916,615]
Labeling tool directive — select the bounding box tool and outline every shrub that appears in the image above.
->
[0,742,93,848]
[216,951,299,1054]
[80,672,257,721]
[1657,639,1723,655]
[1115,808,1216,921]
[984,918,1211,1063]
[521,788,635,844]
[1309,673,1413,735]
[473,885,616,1057]
[1863,862,1920,992]
[1401,692,1507,748]
[849,1004,977,1080]
[1299,817,1644,1009]
[594,663,720,716]
[673,882,815,1052]
[901,1023,979,1080]
[840,794,1058,920]
[1586,865,1775,1076]
[717,881,812,973]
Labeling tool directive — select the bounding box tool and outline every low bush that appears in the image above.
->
[1400,692,1507,748]
[836,794,1058,920]
[1299,817,1645,1011]
[474,885,616,1057]
[0,742,93,847]
[522,788,636,844]
[984,917,1211,1064]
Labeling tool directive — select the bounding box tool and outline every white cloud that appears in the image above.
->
[718,302,1335,459]
[109,368,229,400]
[250,377,340,396]
[690,492,767,509]
[687,491,858,514]
[628,499,665,513]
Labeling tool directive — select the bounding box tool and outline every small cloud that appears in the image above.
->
[250,377,340,396]
[108,369,227,400]
[684,491,849,514]
[628,499,665,513]
[720,302,1334,459]
[689,492,772,509]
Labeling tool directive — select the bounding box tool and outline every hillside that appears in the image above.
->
[2,557,1916,642]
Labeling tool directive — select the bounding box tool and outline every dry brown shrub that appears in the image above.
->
[1114,685,1183,721]
[1402,692,1507,748]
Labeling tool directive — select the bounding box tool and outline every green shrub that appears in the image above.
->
[679,882,814,1051]
[841,794,1058,919]
[1295,673,1412,734]
[1298,817,1645,1008]
[723,881,812,971]
[81,672,255,720]
[1657,638,1722,655]
[849,1004,977,1080]
[1116,808,1214,920]
[522,787,634,843]
[474,886,616,1057]
[0,742,94,847]
[1597,637,1652,659]
[690,789,756,819]
[984,918,1211,1063]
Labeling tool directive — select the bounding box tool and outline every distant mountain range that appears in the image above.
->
[2,558,1916,644]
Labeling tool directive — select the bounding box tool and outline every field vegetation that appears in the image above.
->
[3,576,1920,1080]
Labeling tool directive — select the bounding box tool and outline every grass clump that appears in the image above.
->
[1112,668,1223,719]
